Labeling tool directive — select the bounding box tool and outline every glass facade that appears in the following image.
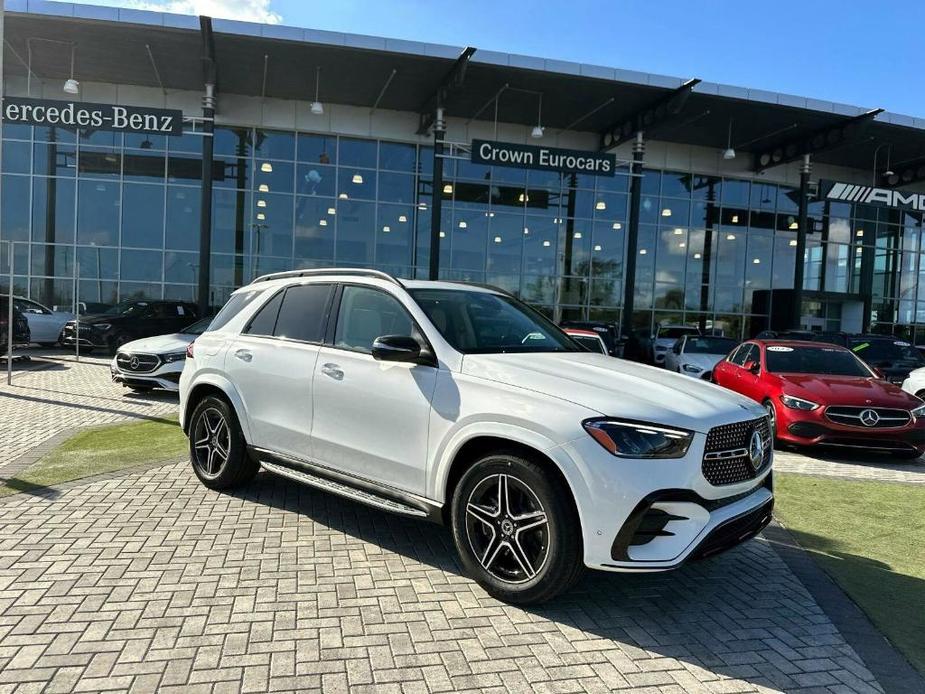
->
[3,121,925,340]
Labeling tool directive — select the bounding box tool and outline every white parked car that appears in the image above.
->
[650,324,701,365]
[3,295,73,346]
[901,367,925,400]
[563,328,608,354]
[179,269,773,604]
[111,317,211,393]
[665,335,740,379]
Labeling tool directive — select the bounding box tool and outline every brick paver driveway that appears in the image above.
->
[0,350,910,692]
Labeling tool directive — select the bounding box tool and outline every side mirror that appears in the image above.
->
[371,335,431,365]
[744,360,760,374]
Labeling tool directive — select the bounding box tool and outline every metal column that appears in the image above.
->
[428,107,446,281]
[791,154,811,329]
[197,83,215,316]
[621,132,645,339]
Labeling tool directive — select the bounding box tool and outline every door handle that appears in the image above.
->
[321,362,344,380]
[234,349,253,363]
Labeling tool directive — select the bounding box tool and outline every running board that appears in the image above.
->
[260,461,429,518]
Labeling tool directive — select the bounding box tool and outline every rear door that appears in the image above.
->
[310,284,437,494]
[714,343,748,389]
[223,282,334,459]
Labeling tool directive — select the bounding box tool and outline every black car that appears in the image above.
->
[0,297,31,348]
[848,335,925,384]
[61,300,199,354]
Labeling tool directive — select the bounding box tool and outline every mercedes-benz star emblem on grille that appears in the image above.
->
[748,429,764,471]
[129,356,140,370]
[859,409,880,427]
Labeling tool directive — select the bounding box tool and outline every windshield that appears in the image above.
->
[103,300,149,316]
[409,288,579,354]
[181,317,213,335]
[849,339,925,365]
[684,337,738,355]
[765,345,872,376]
[659,326,699,339]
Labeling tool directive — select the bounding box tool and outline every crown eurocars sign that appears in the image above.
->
[820,179,925,211]
[471,139,616,177]
[1,97,183,136]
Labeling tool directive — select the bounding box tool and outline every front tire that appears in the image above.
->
[450,452,583,605]
[763,399,778,441]
[189,395,258,490]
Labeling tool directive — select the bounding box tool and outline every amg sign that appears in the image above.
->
[1,97,183,136]
[820,179,925,211]
[471,139,616,176]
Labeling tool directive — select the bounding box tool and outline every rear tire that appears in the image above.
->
[450,452,584,605]
[189,395,258,490]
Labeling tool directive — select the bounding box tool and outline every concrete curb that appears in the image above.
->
[765,520,925,694]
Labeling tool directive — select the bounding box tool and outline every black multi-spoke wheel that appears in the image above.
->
[188,395,258,490]
[451,453,583,604]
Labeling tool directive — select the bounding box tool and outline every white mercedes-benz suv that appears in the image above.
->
[179,269,773,604]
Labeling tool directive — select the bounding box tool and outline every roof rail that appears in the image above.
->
[250,268,403,287]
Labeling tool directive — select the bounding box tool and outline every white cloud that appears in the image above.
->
[77,0,283,24]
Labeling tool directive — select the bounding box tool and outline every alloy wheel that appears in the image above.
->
[192,407,231,479]
[765,401,777,434]
[465,473,549,584]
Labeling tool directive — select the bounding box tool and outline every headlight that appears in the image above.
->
[161,351,187,364]
[583,419,693,459]
[682,363,703,373]
[780,394,819,410]
[912,403,925,419]
[91,323,111,330]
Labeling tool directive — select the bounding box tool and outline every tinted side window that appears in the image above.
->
[335,286,413,353]
[729,344,750,366]
[245,291,284,336]
[274,284,332,342]
[210,290,262,331]
[738,344,758,366]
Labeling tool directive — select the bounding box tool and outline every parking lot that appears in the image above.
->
[0,349,920,692]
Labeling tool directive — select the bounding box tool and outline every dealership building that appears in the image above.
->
[5,1,925,340]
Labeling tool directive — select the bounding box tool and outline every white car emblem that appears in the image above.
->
[749,430,764,470]
[129,356,139,369]
[859,409,880,427]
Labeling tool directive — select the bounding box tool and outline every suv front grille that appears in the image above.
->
[116,352,160,373]
[702,417,772,486]
[825,406,911,428]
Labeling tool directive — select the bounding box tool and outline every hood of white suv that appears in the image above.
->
[120,332,195,354]
[462,352,764,433]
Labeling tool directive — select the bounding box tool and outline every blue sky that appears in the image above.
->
[81,0,925,116]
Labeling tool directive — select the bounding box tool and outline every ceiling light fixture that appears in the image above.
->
[339,192,348,199]
[257,199,267,208]
[256,213,265,221]
[612,222,622,230]
[63,43,79,94]
[531,93,544,139]
[319,219,328,226]
[542,240,551,247]
[673,228,683,235]
[382,225,391,233]
[694,252,702,259]
[789,221,798,230]
[327,207,336,215]
[523,227,529,235]
[398,215,407,223]
[258,184,269,192]
[458,220,467,229]
[789,239,798,246]
[722,119,735,160]
[310,66,324,115]
[352,173,363,184]
[443,183,453,194]
[639,249,647,255]
[594,244,602,252]
[661,208,672,217]
[261,162,273,173]
[493,235,502,243]
[573,232,582,239]
[439,231,446,238]
[595,201,606,210]
[726,233,736,240]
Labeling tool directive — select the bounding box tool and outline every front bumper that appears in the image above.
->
[777,406,925,452]
[559,419,773,572]
[110,355,183,392]
[61,324,109,349]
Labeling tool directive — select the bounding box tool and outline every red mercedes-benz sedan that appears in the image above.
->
[713,340,925,458]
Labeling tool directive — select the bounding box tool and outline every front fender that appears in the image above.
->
[183,373,252,443]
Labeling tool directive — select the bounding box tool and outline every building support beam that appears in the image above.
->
[428,107,446,281]
[197,15,217,316]
[621,132,645,339]
[791,154,811,329]
[600,79,699,151]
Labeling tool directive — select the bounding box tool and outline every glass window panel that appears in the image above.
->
[214,156,249,190]
[123,150,166,182]
[121,184,164,249]
[164,251,199,285]
[491,165,527,185]
[33,143,77,176]
[641,170,661,195]
[296,163,336,197]
[713,227,745,287]
[750,182,777,210]
[526,168,564,191]
[32,177,75,244]
[119,282,161,301]
[253,193,293,259]
[213,127,251,157]
[562,220,591,276]
[212,188,249,256]
[254,129,295,161]
[168,153,207,184]
[418,146,433,176]
[2,141,31,173]
[589,277,621,307]
[521,275,556,304]
[486,213,523,274]
[30,243,74,279]
[378,172,415,204]
[77,180,119,246]
[660,171,693,198]
[591,192,627,222]
[80,129,120,147]
[744,231,772,288]
[1,176,31,241]
[639,195,659,224]
[254,160,293,194]
[165,186,200,251]
[77,246,118,280]
[376,204,413,266]
[78,147,121,179]
[721,178,750,205]
[657,200,689,227]
[379,142,416,172]
[121,249,162,282]
[335,285,413,352]
[749,210,776,231]
[449,209,488,271]
[2,123,32,140]
[335,199,375,265]
[297,133,336,164]
[654,282,684,310]
[167,131,203,154]
[294,196,335,262]
[654,227,687,284]
[590,220,623,279]
[124,132,166,150]
[209,253,235,286]
[338,137,376,168]
[337,168,376,201]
